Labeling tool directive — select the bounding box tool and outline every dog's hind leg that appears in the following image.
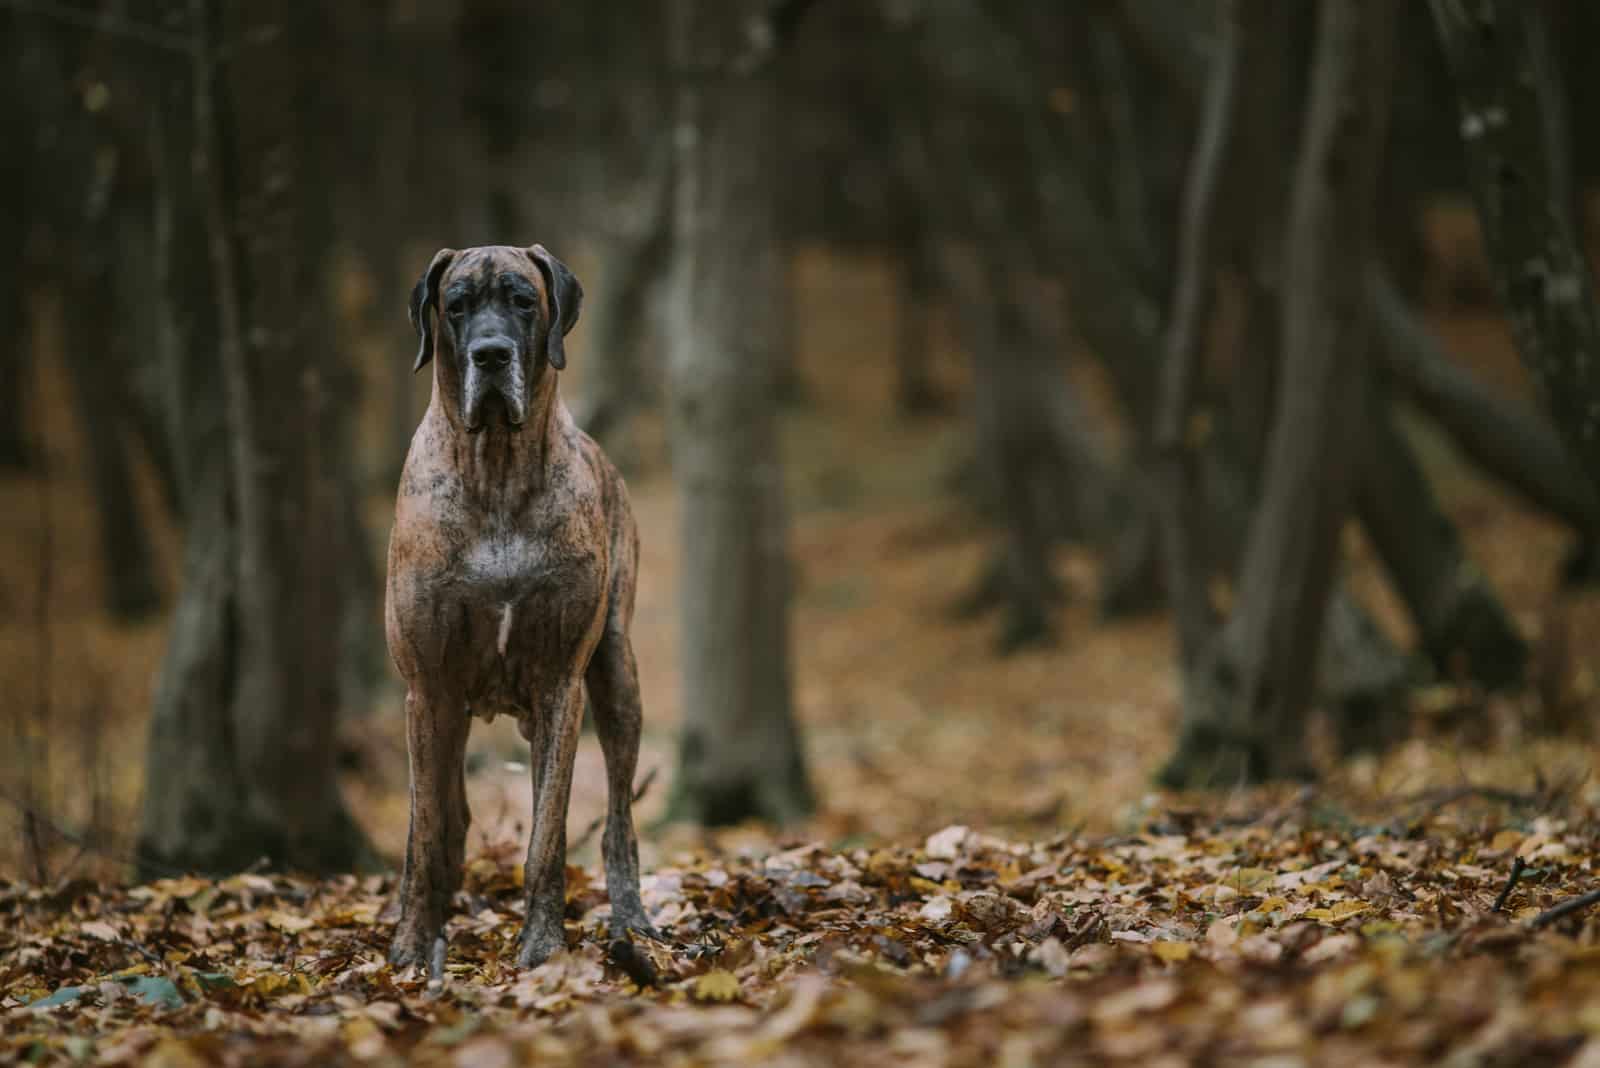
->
[390,688,471,976]
[586,624,658,940]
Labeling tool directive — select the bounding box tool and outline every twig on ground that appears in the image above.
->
[1529,887,1600,930]
[0,786,196,881]
[1493,856,1527,913]
[570,767,658,855]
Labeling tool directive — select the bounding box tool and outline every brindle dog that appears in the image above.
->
[386,245,655,973]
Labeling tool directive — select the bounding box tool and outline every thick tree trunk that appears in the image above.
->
[1162,0,1396,787]
[663,0,813,826]
[1430,0,1600,497]
[1357,395,1527,690]
[139,0,376,875]
[0,10,31,470]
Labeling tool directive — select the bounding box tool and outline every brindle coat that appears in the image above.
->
[386,245,654,973]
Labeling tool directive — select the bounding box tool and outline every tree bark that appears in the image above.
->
[0,8,32,470]
[1368,263,1600,534]
[1430,0,1600,498]
[139,0,377,875]
[890,220,943,416]
[1155,0,1248,670]
[1162,0,1396,787]
[662,0,813,826]
[1357,394,1527,691]
[570,141,674,464]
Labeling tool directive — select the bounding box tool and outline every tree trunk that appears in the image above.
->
[662,0,813,826]
[1430,0,1600,497]
[1155,0,1249,670]
[1161,0,1396,787]
[891,220,943,416]
[1368,263,1600,536]
[570,141,674,464]
[0,9,31,470]
[139,0,376,875]
[1357,394,1527,690]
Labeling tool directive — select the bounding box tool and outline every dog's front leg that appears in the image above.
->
[516,681,584,968]
[390,687,471,976]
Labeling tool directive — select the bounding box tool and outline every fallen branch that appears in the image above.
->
[1529,887,1600,930]
[570,767,658,855]
[1493,856,1527,913]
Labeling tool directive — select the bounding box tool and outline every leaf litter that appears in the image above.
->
[8,792,1600,1066]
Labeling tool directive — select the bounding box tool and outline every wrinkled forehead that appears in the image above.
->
[443,246,544,298]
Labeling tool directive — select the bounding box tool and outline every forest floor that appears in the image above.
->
[5,246,1600,1065]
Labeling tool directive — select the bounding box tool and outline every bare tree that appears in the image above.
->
[139,0,377,874]
[662,0,813,825]
[1430,0,1600,496]
[1162,0,1397,786]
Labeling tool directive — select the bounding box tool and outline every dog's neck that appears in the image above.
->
[438,369,565,508]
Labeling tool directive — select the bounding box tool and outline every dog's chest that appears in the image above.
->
[451,522,605,718]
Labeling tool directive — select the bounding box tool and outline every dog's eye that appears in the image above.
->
[512,294,536,315]
[445,299,466,320]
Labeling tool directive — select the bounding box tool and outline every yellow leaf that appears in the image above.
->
[250,972,313,997]
[266,911,316,934]
[1490,829,1523,853]
[693,970,741,1003]
[1305,901,1370,924]
[1152,941,1193,963]
[1227,868,1276,893]
[1256,896,1290,914]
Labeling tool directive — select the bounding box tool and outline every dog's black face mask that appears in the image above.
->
[444,266,541,433]
[409,245,583,434]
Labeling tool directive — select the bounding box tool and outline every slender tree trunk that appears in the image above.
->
[1357,395,1527,691]
[936,245,1065,650]
[1430,0,1600,496]
[1368,264,1600,534]
[571,141,674,462]
[891,220,943,416]
[1162,0,1396,787]
[1155,0,1248,670]
[663,0,813,826]
[139,0,376,875]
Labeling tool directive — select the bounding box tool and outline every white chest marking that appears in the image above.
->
[497,601,514,659]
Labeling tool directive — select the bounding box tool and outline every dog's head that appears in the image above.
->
[408,244,583,433]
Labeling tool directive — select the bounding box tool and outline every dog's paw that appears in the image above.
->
[389,928,447,978]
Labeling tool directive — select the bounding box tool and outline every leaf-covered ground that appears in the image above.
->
[6,249,1600,1064]
[7,793,1600,1066]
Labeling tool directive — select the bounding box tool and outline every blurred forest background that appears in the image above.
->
[6,0,1600,884]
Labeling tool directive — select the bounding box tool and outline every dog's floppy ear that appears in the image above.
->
[526,244,582,370]
[408,248,457,373]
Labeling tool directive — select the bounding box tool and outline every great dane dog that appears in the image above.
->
[386,244,655,973]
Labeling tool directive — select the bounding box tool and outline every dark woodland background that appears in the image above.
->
[6,0,1600,882]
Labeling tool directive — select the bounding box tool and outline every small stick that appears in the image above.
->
[1529,887,1600,930]
[570,767,658,855]
[1493,856,1528,913]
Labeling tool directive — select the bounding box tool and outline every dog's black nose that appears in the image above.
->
[469,340,513,369]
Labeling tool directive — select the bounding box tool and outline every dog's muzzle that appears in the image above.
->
[464,338,528,432]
